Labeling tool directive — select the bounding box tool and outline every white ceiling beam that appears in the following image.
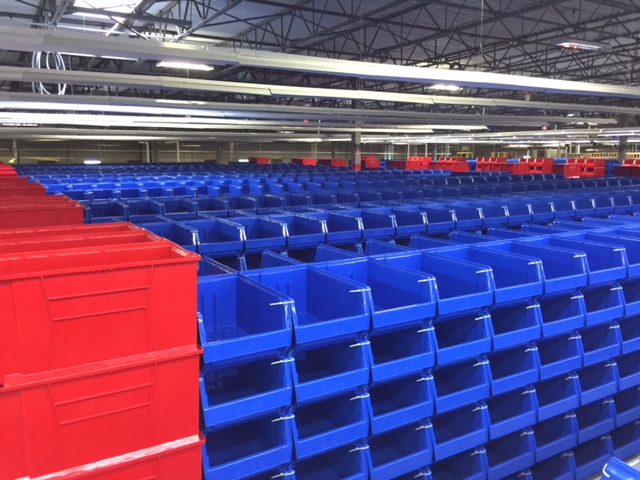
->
[2,26,640,99]
[0,66,636,116]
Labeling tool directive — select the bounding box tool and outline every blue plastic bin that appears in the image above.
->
[611,424,640,463]
[622,278,640,316]
[428,448,488,480]
[191,196,230,217]
[429,404,489,461]
[433,359,491,413]
[340,209,397,241]
[125,198,166,223]
[533,412,579,462]
[432,313,492,366]
[143,220,198,250]
[525,452,576,480]
[578,360,619,405]
[615,350,640,391]
[268,213,327,251]
[318,257,437,331]
[536,374,581,421]
[368,326,436,383]
[299,211,363,246]
[489,344,540,395]
[222,216,288,254]
[291,340,370,403]
[367,422,433,480]
[421,207,456,235]
[182,218,245,257]
[368,373,435,435]
[583,284,625,326]
[581,323,622,367]
[85,199,130,223]
[486,429,536,480]
[292,445,368,480]
[155,197,198,220]
[243,265,370,346]
[576,398,616,444]
[199,356,293,429]
[573,434,614,480]
[487,387,538,440]
[537,333,583,380]
[614,387,640,427]
[478,240,588,295]
[292,393,368,459]
[379,251,494,318]
[619,314,640,354]
[520,236,628,286]
[538,292,586,338]
[202,412,293,480]
[429,245,544,306]
[489,303,543,352]
[198,256,237,276]
[197,274,293,366]
[602,456,640,480]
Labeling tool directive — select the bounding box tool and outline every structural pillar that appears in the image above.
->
[150,141,159,163]
[351,132,362,169]
[432,144,438,161]
[618,136,629,162]
[216,142,224,164]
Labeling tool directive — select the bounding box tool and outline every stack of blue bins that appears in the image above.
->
[15,163,640,479]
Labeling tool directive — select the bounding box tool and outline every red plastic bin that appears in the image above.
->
[30,434,204,480]
[0,242,200,384]
[317,158,347,167]
[0,222,142,242]
[0,345,201,480]
[0,201,84,227]
[291,158,317,166]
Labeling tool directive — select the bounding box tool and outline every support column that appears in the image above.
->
[330,142,337,159]
[351,132,362,169]
[216,142,224,164]
[618,136,629,162]
[176,141,181,163]
[384,143,393,160]
[432,144,438,161]
[151,142,159,163]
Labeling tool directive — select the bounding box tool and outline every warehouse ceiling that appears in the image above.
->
[0,0,639,144]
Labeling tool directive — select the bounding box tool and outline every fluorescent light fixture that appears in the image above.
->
[73,0,141,13]
[557,39,608,51]
[156,61,214,72]
[428,85,462,92]
[83,159,101,165]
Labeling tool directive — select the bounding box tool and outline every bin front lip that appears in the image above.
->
[2,344,202,389]
[0,242,201,281]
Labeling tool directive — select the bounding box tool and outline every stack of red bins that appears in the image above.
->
[0,219,202,479]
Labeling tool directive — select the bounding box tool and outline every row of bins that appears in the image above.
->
[0,220,202,480]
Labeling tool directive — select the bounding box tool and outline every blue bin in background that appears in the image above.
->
[533,412,578,462]
[578,361,619,405]
[291,340,370,403]
[299,211,363,246]
[243,265,370,347]
[622,277,640,317]
[583,284,625,326]
[611,424,640,463]
[367,422,433,480]
[428,447,488,480]
[317,257,437,331]
[292,444,368,480]
[524,452,576,480]
[615,350,640,391]
[487,387,538,440]
[155,197,199,220]
[368,325,436,383]
[536,374,581,422]
[292,393,368,459]
[489,344,540,395]
[489,303,543,352]
[379,251,494,318]
[144,220,198,250]
[183,218,245,257]
[84,199,130,223]
[368,373,435,435]
[197,274,293,365]
[268,213,327,251]
[191,196,229,217]
[573,434,614,480]
[429,404,489,461]
[433,359,491,413]
[619,314,640,353]
[613,387,640,427]
[575,398,616,444]
[199,356,293,429]
[432,313,492,366]
[202,412,293,480]
[538,292,586,338]
[537,333,583,380]
[125,198,166,223]
[224,216,288,254]
[428,245,544,306]
[486,429,536,480]
[581,323,622,367]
